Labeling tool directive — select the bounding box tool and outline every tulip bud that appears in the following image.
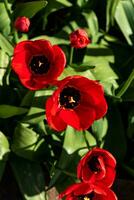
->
[14,16,30,33]
[69,28,91,48]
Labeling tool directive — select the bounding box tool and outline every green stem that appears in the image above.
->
[13,29,19,44]
[69,47,74,65]
[3,0,12,20]
[116,69,134,98]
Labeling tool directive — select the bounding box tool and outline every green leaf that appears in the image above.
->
[59,66,95,80]
[0,50,9,85]
[62,126,96,156]
[31,35,69,45]
[0,2,11,36]
[0,33,13,56]
[49,127,96,188]
[115,0,134,45]
[0,131,10,181]
[92,118,108,142]
[11,156,46,200]
[127,107,134,139]
[56,0,72,6]
[21,89,53,124]
[14,1,48,18]
[0,105,28,118]
[21,107,45,124]
[82,11,100,43]
[84,44,119,95]
[106,0,120,31]
[12,123,40,160]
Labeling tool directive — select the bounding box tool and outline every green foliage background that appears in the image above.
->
[0,0,134,199]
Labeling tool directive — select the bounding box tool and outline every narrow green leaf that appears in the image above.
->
[106,0,120,31]
[0,2,11,36]
[115,0,134,45]
[56,0,72,6]
[14,1,48,18]
[0,105,28,118]
[11,156,46,200]
[31,35,69,45]
[0,131,10,181]
[82,11,100,43]
[0,33,13,56]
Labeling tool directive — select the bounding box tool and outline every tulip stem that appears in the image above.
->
[69,47,74,65]
[13,29,19,44]
[116,69,134,98]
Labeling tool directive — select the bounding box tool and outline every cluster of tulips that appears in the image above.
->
[12,16,117,200]
[59,148,117,200]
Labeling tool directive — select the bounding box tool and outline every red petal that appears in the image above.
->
[45,45,66,81]
[101,167,116,187]
[33,40,54,61]
[75,105,96,130]
[59,109,81,130]
[46,97,66,131]
[12,51,31,79]
[93,148,116,167]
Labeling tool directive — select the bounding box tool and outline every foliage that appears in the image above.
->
[0,0,134,199]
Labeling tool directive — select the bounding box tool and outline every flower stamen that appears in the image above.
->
[30,55,50,74]
[59,87,80,109]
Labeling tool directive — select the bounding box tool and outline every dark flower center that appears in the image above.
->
[30,55,50,74]
[78,192,94,200]
[88,156,101,173]
[59,87,80,109]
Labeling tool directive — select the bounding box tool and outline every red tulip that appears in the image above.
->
[77,148,116,187]
[14,16,30,32]
[59,182,117,200]
[46,76,107,131]
[11,40,66,90]
[69,29,91,48]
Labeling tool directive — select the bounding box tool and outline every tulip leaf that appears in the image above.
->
[115,0,134,45]
[106,0,120,31]
[0,131,10,181]
[0,33,13,56]
[0,105,28,118]
[82,11,100,43]
[11,156,46,200]
[127,107,134,139]
[14,1,48,18]
[49,127,96,188]
[0,3,11,36]
[92,117,108,142]
[12,123,40,160]
[31,35,69,45]
[56,0,72,7]
[21,88,54,124]
[59,66,95,80]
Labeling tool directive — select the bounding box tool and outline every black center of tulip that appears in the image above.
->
[88,156,101,173]
[78,192,94,200]
[60,87,80,109]
[30,55,50,74]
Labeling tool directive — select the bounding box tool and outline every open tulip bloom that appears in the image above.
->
[77,148,116,187]
[46,75,107,131]
[11,39,66,90]
[59,182,117,200]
